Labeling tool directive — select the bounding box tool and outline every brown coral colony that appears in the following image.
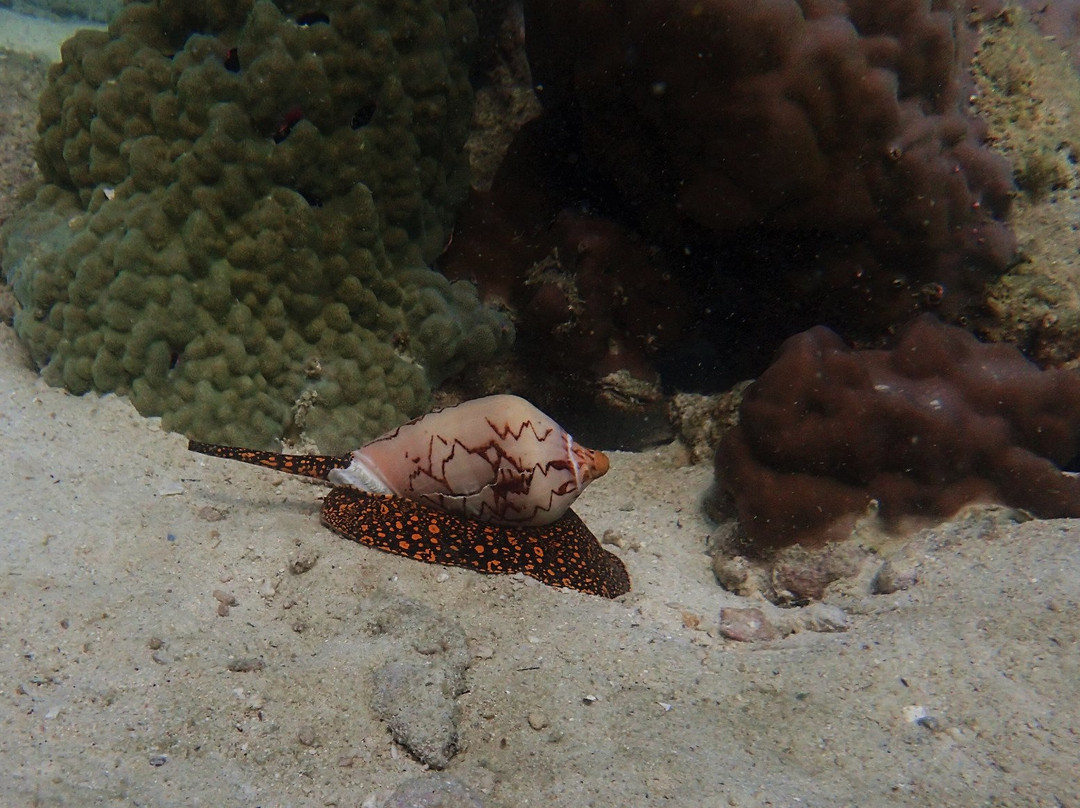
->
[444,0,1017,396]
[717,316,1080,552]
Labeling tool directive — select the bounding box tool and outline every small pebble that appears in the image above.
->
[718,606,781,642]
[197,506,226,522]
[602,529,626,548]
[471,643,494,660]
[528,712,549,730]
[681,611,702,630]
[289,548,319,574]
[872,559,919,594]
[382,773,485,808]
[297,725,318,747]
[148,754,167,767]
[413,638,446,655]
[796,602,850,633]
[902,704,929,723]
[213,589,238,606]
[712,554,770,598]
[602,528,641,551]
[217,601,231,617]
[228,657,265,673]
[147,637,165,650]
[916,714,941,731]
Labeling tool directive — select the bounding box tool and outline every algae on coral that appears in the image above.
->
[970,6,1080,365]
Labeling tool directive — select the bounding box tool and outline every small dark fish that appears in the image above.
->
[352,102,376,129]
[273,106,305,143]
[296,11,331,26]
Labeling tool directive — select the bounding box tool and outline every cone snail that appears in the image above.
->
[187,395,629,597]
[329,394,609,526]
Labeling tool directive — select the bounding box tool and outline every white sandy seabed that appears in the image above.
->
[0,7,103,62]
[2,310,1080,807]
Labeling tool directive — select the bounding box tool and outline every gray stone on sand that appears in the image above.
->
[382,773,485,808]
[371,659,464,769]
[366,597,469,769]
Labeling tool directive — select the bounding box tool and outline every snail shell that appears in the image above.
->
[328,395,609,526]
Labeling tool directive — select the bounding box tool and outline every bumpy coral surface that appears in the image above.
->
[1,0,512,452]
[448,0,1018,388]
[716,315,1080,551]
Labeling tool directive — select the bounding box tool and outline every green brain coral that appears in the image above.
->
[1,0,512,452]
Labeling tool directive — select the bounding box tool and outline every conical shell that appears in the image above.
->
[327,395,609,526]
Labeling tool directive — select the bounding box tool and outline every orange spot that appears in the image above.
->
[590,450,610,478]
[428,523,440,534]
[473,544,485,555]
